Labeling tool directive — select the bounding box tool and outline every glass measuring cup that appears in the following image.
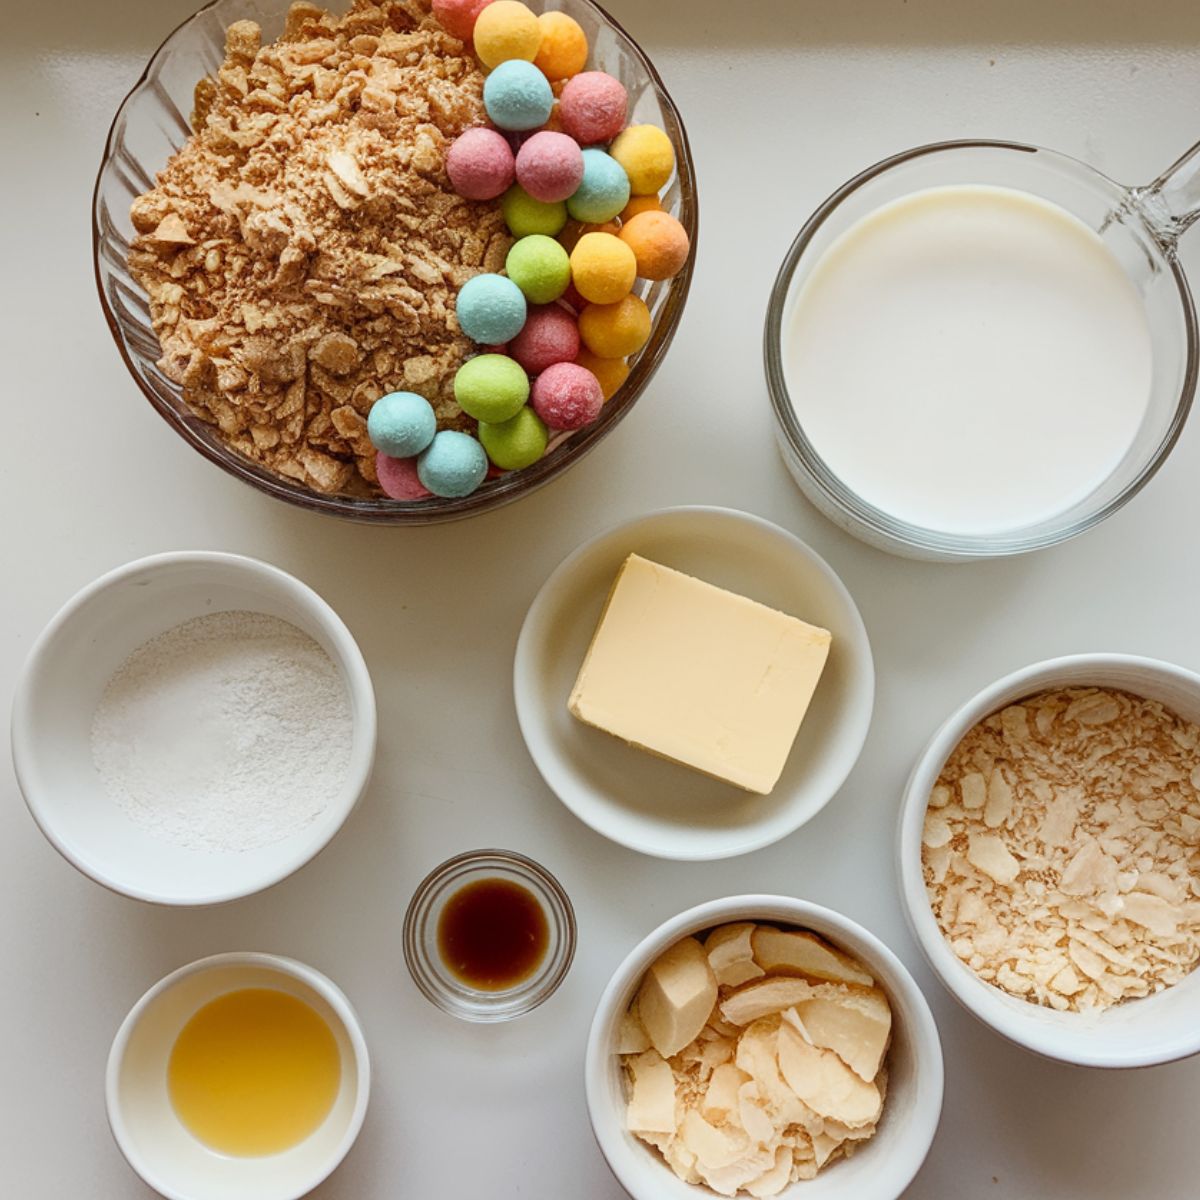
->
[764,139,1200,560]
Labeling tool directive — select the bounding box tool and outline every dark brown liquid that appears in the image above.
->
[437,878,549,991]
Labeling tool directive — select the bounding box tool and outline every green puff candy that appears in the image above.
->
[501,185,568,238]
[478,406,549,471]
[454,354,530,424]
[506,235,571,304]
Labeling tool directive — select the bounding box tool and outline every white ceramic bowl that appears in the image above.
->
[11,551,376,905]
[514,508,874,859]
[898,653,1200,1067]
[107,952,370,1200]
[585,895,944,1200]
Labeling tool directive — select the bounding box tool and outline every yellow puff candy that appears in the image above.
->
[575,348,630,400]
[609,125,675,195]
[558,218,620,254]
[533,11,588,81]
[474,1,542,69]
[579,294,651,359]
[569,232,636,305]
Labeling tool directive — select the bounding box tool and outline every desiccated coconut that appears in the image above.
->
[923,687,1200,1013]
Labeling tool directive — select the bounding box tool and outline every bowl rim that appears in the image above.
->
[91,0,699,524]
[105,950,371,1200]
[10,549,378,906]
[584,894,945,1200]
[512,505,876,861]
[762,138,1198,560]
[896,651,1200,1067]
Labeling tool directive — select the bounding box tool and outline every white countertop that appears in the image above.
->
[4,1,1200,1196]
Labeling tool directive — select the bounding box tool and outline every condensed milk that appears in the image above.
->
[783,185,1153,535]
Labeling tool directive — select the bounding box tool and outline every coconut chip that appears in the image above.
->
[923,687,1200,1013]
[619,923,893,1195]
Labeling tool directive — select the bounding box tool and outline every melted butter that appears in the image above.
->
[168,987,340,1156]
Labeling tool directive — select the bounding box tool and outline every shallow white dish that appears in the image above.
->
[514,507,874,860]
[897,653,1200,1068]
[107,951,369,1200]
[11,551,376,905]
[585,894,944,1200]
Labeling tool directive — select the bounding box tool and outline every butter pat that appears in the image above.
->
[568,555,832,794]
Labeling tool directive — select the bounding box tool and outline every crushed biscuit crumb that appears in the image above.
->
[128,0,511,495]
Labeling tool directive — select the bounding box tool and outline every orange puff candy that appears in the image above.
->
[619,194,662,223]
[534,11,588,80]
[619,210,690,282]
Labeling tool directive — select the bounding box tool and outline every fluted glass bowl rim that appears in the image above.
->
[93,0,698,524]
[763,138,1197,559]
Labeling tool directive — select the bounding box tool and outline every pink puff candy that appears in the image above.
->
[559,72,628,146]
[446,127,515,201]
[432,0,493,41]
[376,452,432,500]
[509,304,581,375]
[515,131,585,203]
[531,362,604,430]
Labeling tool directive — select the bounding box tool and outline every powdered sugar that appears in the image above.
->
[91,611,353,852]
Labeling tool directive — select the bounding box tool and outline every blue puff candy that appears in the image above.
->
[457,273,528,344]
[417,430,488,498]
[566,148,631,224]
[367,391,437,458]
[483,60,554,132]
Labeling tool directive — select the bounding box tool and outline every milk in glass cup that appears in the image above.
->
[764,139,1200,560]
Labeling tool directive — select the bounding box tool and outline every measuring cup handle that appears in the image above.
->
[1134,139,1200,248]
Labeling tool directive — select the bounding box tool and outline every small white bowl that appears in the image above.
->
[898,653,1200,1068]
[107,952,370,1200]
[514,507,874,860]
[11,551,376,905]
[585,895,944,1200]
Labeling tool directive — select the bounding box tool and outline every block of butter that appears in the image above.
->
[568,554,832,794]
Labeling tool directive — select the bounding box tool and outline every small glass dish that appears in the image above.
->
[403,849,576,1022]
[93,0,697,524]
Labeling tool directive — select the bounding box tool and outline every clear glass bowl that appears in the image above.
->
[93,0,697,524]
[764,139,1199,561]
[402,849,576,1022]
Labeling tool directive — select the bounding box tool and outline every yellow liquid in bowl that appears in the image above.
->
[168,988,341,1156]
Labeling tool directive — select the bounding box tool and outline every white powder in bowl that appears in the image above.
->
[90,610,354,852]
